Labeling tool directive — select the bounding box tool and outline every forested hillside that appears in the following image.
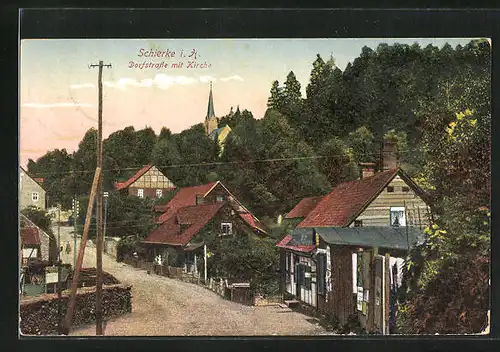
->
[28,40,489,221]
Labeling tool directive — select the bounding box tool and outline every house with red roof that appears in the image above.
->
[277,140,432,334]
[114,164,176,199]
[143,180,267,274]
[20,214,58,266]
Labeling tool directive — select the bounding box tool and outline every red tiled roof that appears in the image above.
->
[157,182,218,223]
[33,178,44,183]
[298,169,399,228]
[143,202,225,246]
[153,204,170,213]
[285,196,325,219]
[239,213,267,233]
[276,235,316,253]
[21,227,41,246]
[114,165,153,190]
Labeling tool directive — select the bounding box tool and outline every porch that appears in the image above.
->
[143,242,205,275]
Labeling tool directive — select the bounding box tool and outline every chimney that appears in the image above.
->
[359,162,376,179]
[382,139,398,171]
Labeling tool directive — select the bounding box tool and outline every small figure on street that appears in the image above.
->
[66,241,71,254]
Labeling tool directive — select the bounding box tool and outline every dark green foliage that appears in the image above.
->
[396,39,491,334]
[21,206,54,235]
[208,233,280,297]
[76,191,155,240]
[27,149,73,209]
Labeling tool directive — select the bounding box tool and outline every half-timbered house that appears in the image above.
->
[114,164,176,199]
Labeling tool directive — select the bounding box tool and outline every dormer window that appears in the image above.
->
[216,195,224,203]
[196,195,204,205]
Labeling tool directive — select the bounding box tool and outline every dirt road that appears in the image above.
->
[55,226,328,336]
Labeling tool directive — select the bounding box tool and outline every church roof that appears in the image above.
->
[206,82,215,118]
[209,125,231,142]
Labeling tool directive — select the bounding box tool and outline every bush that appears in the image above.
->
[397,254,489,334]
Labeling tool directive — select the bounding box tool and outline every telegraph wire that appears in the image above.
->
[23,149,422,177]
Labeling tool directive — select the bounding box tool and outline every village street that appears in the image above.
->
[55,226,329,336]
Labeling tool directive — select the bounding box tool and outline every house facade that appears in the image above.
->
[20,214,57,265]
[277,142,432,334]
[19,167,46,210]
[114,165,176,198]
[144,181,267,274]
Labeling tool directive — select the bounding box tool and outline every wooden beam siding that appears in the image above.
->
[320,246,356,325]
[355,176,430,227]
[129,166,176,189]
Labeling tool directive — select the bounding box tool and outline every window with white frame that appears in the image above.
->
[137,189,144,198]
[220,222,232,235]
[390,207,406,227]
[156,189,163,198]
[32,192,39,202]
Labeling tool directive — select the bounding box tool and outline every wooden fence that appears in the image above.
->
[120,257,257,305]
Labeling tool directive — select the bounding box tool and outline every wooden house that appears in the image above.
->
[143,181,267,274]
[277,141,432,334]
[114,164,176,199]
[19,167,46,210]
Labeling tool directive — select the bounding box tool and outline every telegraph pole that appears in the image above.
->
[103,192,109,253]
[57,204,61,259]
[57,204,62,334]
[72,197,79,269]
[89,60,111,336]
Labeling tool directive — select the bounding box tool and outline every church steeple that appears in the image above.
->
[204,81,218,135]
[206,81,215,118]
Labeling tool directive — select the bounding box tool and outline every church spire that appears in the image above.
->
[206,81,215,119]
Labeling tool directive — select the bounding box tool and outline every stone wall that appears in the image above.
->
[20,284,132,335]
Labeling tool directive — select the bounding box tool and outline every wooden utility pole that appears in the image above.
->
[89,60,112,336]
[62,168,101,335]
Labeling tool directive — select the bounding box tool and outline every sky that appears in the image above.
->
[20,38,480,168]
